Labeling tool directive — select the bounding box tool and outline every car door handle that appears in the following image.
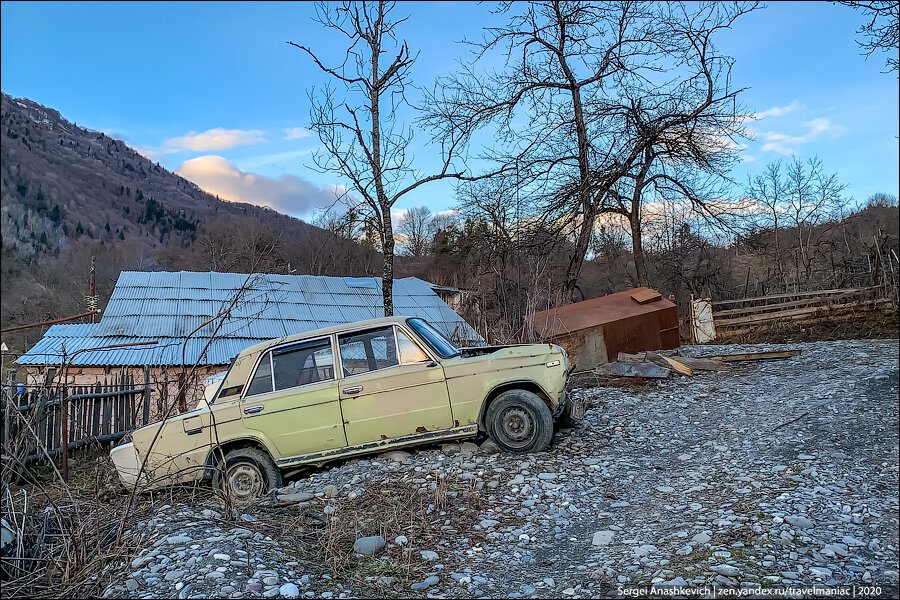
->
[342,385,363,395]
[243,405,264,415]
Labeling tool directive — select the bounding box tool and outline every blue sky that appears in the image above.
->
[2,1,898,222]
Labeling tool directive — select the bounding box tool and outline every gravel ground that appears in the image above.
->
[105,339,899,599]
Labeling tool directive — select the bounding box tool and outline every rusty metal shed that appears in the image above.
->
[531,287,680,370]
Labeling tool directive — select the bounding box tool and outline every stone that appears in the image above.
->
[394,535,408,545]
[353,536,385,556]
[277,492,316,503]
[460,441,479,455]
[592,530,615,546]
[656,486,675,493]
[441,443,461,455]
[692,532,711,544]
[784,515,814,529]
[322,485,339,498]
[125,579,140,592]
[710,564,740,577]
[411,575,440,590]
[420,550,439,561]
[479,439,501,454]
[279,583,300,598]
[379,450,412,462]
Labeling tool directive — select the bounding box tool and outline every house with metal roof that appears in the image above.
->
[17,271,481,418]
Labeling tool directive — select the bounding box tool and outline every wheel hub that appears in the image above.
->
[502,407,533,443]
[227,464,263,502]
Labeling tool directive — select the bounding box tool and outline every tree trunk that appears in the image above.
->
[564,207,595,301]
[630,210,649,288]
[381,211,394,317]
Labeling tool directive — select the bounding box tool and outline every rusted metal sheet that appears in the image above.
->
[531,287,680,370]
[532,287,677,339]
[595,362,671,378]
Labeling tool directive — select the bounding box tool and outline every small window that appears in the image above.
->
[339,326,399,376]
[246,353,273,396]
[272,338,335,390]
[397,327,429,364]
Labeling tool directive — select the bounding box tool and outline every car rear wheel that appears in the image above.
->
[212,448,281,505]
[486,389,553,453]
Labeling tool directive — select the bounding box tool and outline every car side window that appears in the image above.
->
[339,327,399,376]
[397,327,429,364]
[246,353,273,396]
[272,338,334,391]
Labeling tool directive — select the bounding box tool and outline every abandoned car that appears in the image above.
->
[110,316,578,501]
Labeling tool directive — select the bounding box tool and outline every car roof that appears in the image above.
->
[237,315,414,357]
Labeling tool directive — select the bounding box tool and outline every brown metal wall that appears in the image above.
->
[600,304,680,362]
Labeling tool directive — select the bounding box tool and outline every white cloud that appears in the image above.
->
[165,128,266,152]
[175,155,340,217]
[284,126,312,140]
[133,144,179,161]
[760,118,845,155]
[753,101,803,120]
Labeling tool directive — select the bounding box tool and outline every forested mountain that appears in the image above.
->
[0,93,372,353]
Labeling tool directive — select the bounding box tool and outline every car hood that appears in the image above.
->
[446,343,563,365]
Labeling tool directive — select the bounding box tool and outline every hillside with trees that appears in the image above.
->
[0,93,375,353]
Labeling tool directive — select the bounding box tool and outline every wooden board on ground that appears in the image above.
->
[707,350,802,362]
[670,356,727,371]
[596,362,671,378]
[655,354,694,376]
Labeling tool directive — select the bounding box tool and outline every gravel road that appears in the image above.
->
[106,339,899,599]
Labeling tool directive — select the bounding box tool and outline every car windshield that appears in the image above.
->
[407,318,460,358]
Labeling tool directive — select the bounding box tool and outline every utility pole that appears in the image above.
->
[89,256,97,323]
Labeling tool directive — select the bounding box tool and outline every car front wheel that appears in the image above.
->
[212,447,281,505]
[486,389,553,453]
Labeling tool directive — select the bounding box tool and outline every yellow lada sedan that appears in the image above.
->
[111,316,578,502]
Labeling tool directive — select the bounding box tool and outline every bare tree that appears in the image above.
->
[746,156,847,290]
[397,206,433,257]
[289,1,470,315]
[836,1,899,74]
[429,1,756,299]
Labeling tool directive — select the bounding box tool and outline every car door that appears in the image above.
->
[240,336,347,459]
[338,324,453,446]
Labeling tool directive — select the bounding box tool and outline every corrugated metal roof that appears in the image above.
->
[17,271,481,366]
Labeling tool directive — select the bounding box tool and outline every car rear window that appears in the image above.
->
[272,338,334,390]
[245,338,335,396]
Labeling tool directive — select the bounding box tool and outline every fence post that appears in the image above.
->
[143,365,151,427]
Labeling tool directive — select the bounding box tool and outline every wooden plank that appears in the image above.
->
[716,299,894,337]
[671,356,727,371]
[712,289,870,318]
[707,350,801,362]
[656,355,694,376]
[596,362,671,378]
[617,352,647,363]
[631,289,662,304]
[711,286,877,307]
[716,298,881,327]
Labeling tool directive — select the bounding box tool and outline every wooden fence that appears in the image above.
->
[1,368,151,464]
[709,286,894,338]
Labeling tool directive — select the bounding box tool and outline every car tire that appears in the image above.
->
[212,447,281,505]
[486,389,553,454]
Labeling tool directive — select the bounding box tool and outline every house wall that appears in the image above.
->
[23,364,228,426]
